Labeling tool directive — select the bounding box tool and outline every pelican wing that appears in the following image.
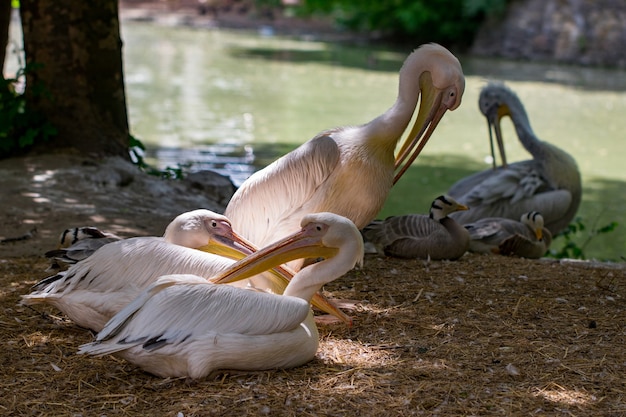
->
[79,274,311,356]
[449,162,572,226]
[225,134,340,244]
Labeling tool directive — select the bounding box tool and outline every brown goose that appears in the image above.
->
[465,211,552,259]
[361,195,469,260]
[448,83,581,235]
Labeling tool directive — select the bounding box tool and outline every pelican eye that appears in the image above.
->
[210,220,218,228]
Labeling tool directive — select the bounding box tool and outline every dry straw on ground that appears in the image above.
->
[1,253,624,416]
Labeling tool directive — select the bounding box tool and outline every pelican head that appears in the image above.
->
[520,211,544,240]
[164,209,256,258]
[211,212,364,300]
[478,82,526,168]
[394,43,465,184]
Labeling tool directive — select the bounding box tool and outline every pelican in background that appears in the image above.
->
[465,211,552,259]
[225,44,465,260]
[22,210,350,330]
[447,82,581,235]
[361,195,469,260]
[78,213,364,379]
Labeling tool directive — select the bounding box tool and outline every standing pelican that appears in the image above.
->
[465,211,552,259]
[225,44,465,257]
[78,213,364,379]
[22,210,349,330]
[362,195,469,260]
[447,82,581,235]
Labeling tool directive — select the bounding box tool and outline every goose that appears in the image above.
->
[465,211,552,259]
[361,195,469,260]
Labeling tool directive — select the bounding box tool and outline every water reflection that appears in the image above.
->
[145,143,255,186]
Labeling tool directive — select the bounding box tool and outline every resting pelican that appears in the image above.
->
[44,210,242,270]
[447,82,581,235]
[22,210,349,330]
[225,44,465,258]
[78,213,364,379]
[361,195,469,260]
[465,211,552,259]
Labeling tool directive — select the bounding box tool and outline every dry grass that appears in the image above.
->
[1,253,624,416]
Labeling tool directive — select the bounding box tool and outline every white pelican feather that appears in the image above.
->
[78,213,364,378]
[225,44,465,256]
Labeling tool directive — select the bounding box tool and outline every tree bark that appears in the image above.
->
[0,0,11,77]
[19,0,130,159]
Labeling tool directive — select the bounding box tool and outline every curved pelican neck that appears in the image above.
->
[364,55,427,152]
[283,242,362,302]
[504,94,545,157]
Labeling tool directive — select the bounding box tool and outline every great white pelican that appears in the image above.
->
[78,212,364,378]
[22,210,350,330]
[447,82,581,235]
[224,44,465,258]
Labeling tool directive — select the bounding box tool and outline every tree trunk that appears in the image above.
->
[19,0,130,159]
[0,0,11,77]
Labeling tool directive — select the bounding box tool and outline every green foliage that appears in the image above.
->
[129,134,187,180]
[296,0,509,45]
[548,217,619,261]
[0,65,57,158]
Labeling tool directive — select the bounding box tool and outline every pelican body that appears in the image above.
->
[465,211,552,259]
[225,44,464,255]
[78,213,364,378]
[23,209,350,329]
[362,195,469,260]
[448,83,581,235]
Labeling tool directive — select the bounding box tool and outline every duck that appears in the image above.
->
[361,195,469,260]
[465,211,552,259]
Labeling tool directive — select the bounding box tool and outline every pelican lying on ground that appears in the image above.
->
[447,82,581,235]
[225,44,465,260]
[22,210,350,330]
[78,213,364,379]
[361,195,469,260]
[465,211,552,259]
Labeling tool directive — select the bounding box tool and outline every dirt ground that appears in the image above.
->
[1,154,625,416]
[1,4,625,415]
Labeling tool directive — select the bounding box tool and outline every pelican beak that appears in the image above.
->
[487,104,510,168]
[207,226,352,326]
[535,228,543,241]
[393,73,460,184]
[210,227,338,285]
[457,203,470,211]
[195,225,258,259]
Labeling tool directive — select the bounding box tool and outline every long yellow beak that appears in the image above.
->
[394,74,451,184]
[198,227,352,325]
[487,104,510,169]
